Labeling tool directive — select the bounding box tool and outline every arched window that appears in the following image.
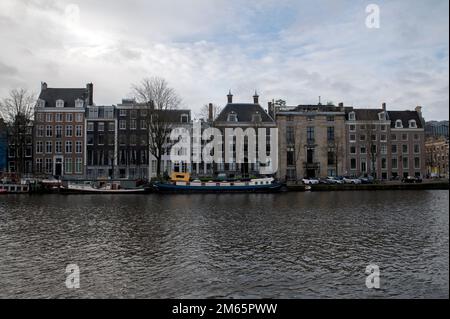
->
[56,99,64,108]
[409,120,417,128]
[348,112,356,121]
[227,112,238,122]
[395,120,403,128]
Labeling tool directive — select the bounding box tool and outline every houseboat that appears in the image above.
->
[152,173,283,193]
[0,183,30,194]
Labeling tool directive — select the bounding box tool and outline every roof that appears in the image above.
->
[38,88,88,108]
[346,108,384,121]
[215,103,274,123]
[388,111,423,128]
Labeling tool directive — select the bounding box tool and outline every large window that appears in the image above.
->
[287,147,295,166]
[286,126,295,144]
[307,127,314,143]
[350,158,357,170]
[46,125,53,137]
[75,158,83,174]
[55,125,62,138]
[327,127,335,142]
[45,141,52,154]
[66,125,73,137]
[65,158,72,174]
[65,141,73,154]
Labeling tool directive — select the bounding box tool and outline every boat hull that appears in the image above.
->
[153,182,282,193]
[59,187,151,194]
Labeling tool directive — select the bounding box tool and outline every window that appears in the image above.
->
[327,116,335,122]
[414,157,420,169]
[327,148,335,165]
[38,99,45,108]
[55,125,62,138]
[75,113,83,122]
[381,125,387,132]
[45,141,52,154]
[350,146,356,154]
[360,125,366,130]
[395,120,403,128]
[349,134,356,142]
[381,158,387,170]
[414,134,419,140]
[403,157,409,169]
[130,135,137,145]
[75,125,82,137]
[378,112,386,121]
[227,112,238,122]
[56,99,64,108]
[360,134,366,141]
[46,125,53,137]
[349,124,356,132]
[287,147,295,166]
[371,124,376,131]
[141,120,147,129]
[348,112,356,121]
[87,123,94,131]
[307,127,314,143]
[36,113,44,122]
[130,110,137,119]
[75,99,84,108]
[181,114,189,123]
[37,125,44,137]
[391,144,397,154]
[402,134,408,141]
[66,125,73,137]
[371,145,377,154]
[327,127,335,142]
[98,135,105,145]
[65,113,73,122]
[130,120,137,130]
[76,141,82,154]
[75,158,83,174]
[409,120,417,128]
[380,134,387,142]
[286,126,295,144]
[119,109,127,117]
[391,134,397,141]
[45,158,52,174]
[402,144,408,154]
[350,158,357,170]
[55,113,63,122]
[414,144,420,154]
[140,109,147,117]
[87,134,94,145]
[371,134,377,141]
[392,158,398,169]
[307,116,315,122]
[120,120,126,130]
[65,158,72,174]
[381,144,387,155]
[55,141,62,154]
[46,114,52,122]
[65,141,73,154]
[98,122,104,132]
[36,158,43,173]
[360,146,367,154]
[36,142,43,154]
[109,122,115,131]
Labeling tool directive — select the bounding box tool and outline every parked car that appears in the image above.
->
[402,176,423,183]
[333,176,345,184]
[324,177,340,184]
[319,178,332,184]
[302,178,319,185]
[343,176,362,184]
[358,175,374,184]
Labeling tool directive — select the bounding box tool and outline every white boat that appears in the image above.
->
[61,181,149,194]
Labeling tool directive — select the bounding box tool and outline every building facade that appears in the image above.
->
[213,92,277,178]
[345,104,426,179]
[425,136,449,178]
[33,82,92,178]
[425,120,449,138]
[276,103,347,181]
[0,118,7,173]
[6,119,33,176]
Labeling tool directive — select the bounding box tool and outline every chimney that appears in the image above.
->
[268,101,275,120]
[41,82,47,91]
[253,90,259,104]
[227,90,233,104]
[86,83,93,106]
[382,102,386,111]
[338,102,344,111]
[415,105,425,126]
[208,103,213,122]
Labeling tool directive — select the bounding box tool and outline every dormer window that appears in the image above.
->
[378,112,386,121]
[75,99,84,108]
[395,120,403,128]
[409,120,417,128]
[37,99,45,108]
[252,112,262,123]
[180,114,189,123]
[56,99,64,108]
[348,112,356,121]
[227,112,238,122]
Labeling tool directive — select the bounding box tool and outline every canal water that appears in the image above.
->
[0,190,448,298]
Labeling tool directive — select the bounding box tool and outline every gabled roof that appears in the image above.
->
[215,103,274,123]
[38,88,87,108]
[388,111,423,128]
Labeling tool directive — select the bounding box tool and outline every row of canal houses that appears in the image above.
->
[1,82,427,181]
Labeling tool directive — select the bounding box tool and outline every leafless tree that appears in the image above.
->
[196,103,222,121]
[131,77,181,179]
[362,123,378,178]
[0,88,35,176]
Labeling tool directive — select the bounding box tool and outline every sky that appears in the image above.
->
[0,0,448,120]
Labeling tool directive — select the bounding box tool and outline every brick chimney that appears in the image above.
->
[41,82,47,91]
[253,90,259,104]
[415,105,425,126]
[227,90,233,104]
[86,83,93,106]
[208,103,213,122]
[382,102,386,111]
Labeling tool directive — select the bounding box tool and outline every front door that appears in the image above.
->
[55,158,63,177]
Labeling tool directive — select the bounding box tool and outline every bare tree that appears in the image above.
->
[0,89,35,176]
[362,123,378,178]
[196,103,222,121]
[131,77,181,179]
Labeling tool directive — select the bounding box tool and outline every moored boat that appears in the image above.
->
[60,181,151,194]
[153,173,282,193]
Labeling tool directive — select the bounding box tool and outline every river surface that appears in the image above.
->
[0,190,448,299]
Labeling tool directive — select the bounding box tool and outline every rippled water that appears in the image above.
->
[0,190,448,299]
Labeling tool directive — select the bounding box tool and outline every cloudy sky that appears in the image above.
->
[0,0,448,120]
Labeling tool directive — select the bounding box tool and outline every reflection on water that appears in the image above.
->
[0,190,448,298]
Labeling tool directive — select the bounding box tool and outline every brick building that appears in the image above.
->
[425,136,449,178]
